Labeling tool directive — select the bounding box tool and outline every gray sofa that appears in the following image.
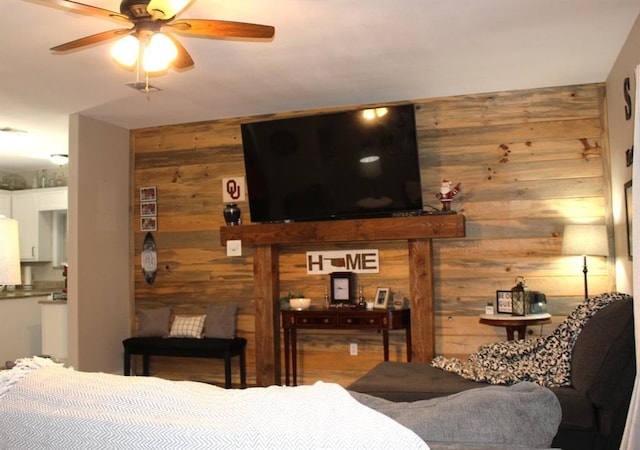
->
[348,296,635,450]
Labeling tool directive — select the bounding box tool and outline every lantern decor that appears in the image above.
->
[510,276,532,316]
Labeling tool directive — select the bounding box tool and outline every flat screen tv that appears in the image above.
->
[240,104,423,223]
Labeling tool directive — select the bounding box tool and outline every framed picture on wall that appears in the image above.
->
[140,186,157,202]
[625,179,633,260]
[140,201,157,217]
[141,217,157,232]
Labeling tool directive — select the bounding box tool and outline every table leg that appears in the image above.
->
[406,327,412,362]
[283,328,290,386]
[514,326,527,339]
[383,329,389,361]
[291,328,298,386]
[142,354,150,376]
[123,349,130,376]
[505,326,527,340]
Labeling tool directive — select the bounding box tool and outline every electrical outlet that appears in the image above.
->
[226,239,242,257]
[349,343,358,356]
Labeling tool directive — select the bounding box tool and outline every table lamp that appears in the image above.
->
[561,224,608,301]
[0,216,22,289]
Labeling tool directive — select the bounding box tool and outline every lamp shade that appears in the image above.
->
[0,217,21,285]
[561,224,608,256]
[142,33,178,72]
[111,35,140,67]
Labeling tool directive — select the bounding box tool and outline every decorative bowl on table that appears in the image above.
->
[289,298,311,310]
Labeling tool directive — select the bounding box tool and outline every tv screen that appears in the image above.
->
[241,104,423,223]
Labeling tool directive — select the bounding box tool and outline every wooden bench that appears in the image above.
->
[122,336,247,389]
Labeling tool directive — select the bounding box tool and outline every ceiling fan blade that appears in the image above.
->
[38,0,129,22]
[51,28,133,52]
[167,19,275,39]
[147,0,193,20]
[166,34,194,70]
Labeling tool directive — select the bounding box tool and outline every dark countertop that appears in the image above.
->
[0,290,60,300]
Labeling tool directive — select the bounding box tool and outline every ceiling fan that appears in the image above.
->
[41,0,275,72]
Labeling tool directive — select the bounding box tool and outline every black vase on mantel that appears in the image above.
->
[223,203,242,226]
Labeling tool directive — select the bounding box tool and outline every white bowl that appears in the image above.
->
[289,298,311,310]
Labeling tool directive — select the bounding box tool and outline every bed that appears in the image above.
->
[1,357,562,449]
[0,357,427,449]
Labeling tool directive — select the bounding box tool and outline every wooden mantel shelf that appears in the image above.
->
[220,213,465,245]
[220,214,466,387]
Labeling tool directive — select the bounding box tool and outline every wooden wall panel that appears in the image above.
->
[131,83,612,387]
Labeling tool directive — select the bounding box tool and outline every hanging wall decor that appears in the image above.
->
[142,232,157,285]
[140,186,157,231]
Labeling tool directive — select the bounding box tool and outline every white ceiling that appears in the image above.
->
[2,0,639,172]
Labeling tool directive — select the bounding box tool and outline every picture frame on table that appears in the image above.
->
[330,272,356,305]
[374,287,390,309]
[496,290,513,314]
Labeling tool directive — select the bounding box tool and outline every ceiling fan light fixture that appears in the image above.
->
[45,0,275,74]
[142,33,178,72]
[111,35,140,67]
[50,154,69,166]
[147,0,191,20]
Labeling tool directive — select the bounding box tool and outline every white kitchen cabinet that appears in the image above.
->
[0,296,43,363]
[0,190,10,217]
[38,187,68,211]
[9,187,68,262]
[40,300,67,362]
[11,191,53,261]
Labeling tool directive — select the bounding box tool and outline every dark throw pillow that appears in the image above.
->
[204,304,238,339]
[137,307,171,337]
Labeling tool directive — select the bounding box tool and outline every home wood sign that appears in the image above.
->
[306,249,380,275]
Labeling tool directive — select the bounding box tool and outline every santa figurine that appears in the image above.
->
[435,179,461,211]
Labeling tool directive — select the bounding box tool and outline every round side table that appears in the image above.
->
[479,313,552,340]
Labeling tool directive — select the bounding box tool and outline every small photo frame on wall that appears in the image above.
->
[140,201,157,217]
[625,179,633,260]
[496,290,513,314]
[140,186,157,202]
[374,287,390,309]
[141,217,157,232]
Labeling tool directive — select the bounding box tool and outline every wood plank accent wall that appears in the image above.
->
[220,215,466,385]
[131,83,613,388]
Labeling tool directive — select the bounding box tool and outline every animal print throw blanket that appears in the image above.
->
[431,292,631,387]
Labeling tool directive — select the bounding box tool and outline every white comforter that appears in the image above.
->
[0,357,427,450]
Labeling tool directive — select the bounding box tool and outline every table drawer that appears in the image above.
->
[339,315,384,327]
[294,315,337,327]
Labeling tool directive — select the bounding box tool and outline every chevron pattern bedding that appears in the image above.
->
[0,357,427,450]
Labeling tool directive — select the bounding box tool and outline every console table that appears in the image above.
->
[282,308,411,386]
[220,214,465,386]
